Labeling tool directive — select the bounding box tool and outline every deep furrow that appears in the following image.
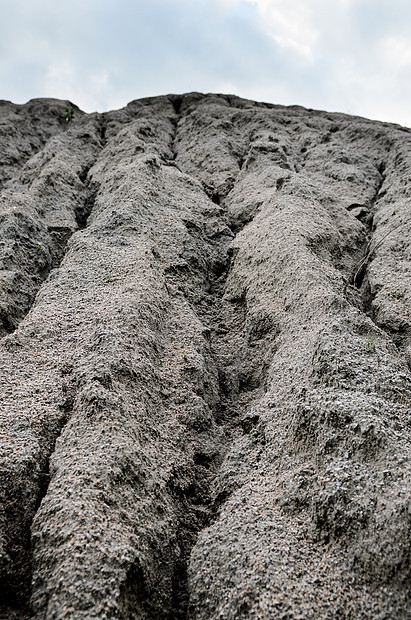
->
[0,115,105,338]
[0,99,80,190]
[164,206,250,617]
[0,110,111,617]
[348,151,411,367]
[352,163,386,292]
[0,108,112,615]
[164,99,297,614]
[360,144,411,367]
[0,114,106,616]
[0,412,71,616]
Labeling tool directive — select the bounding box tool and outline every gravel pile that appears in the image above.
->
[0,93,409,618]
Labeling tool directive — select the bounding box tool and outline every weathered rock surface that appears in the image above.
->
[0,93,410,618]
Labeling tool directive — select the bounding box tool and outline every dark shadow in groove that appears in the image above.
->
[351,164,385,294]
[211,192,220,205]
[75,185,97,230]
[168,120,178,163]
[353,263,366,289]
[276,177,286,190]
[170,95,183,116]
[0,185,97,340]
[100,119,107,145]
[377,161,386,176]
[0,311,15,336]
[167,99,182,163]
[170,556,190,620]
[202,184,222,206]
[159,165,270,617]
[119,563,152,619]
[0,400,72,618]
[78,168,88,183]
[168,469,214,619]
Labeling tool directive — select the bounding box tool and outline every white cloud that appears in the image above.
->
[380,35,411,70]
[242,0,351,61]
[208,0,243,10]
[245,0,317,59]
[43,61,112,111]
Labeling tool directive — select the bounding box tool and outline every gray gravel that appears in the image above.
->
[0,93,409,618]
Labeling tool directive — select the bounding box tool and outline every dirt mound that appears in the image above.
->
[0,93,410,618]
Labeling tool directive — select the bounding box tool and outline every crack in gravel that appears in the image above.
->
[352,162,386,292]
[0,116,106,338]
[167,204,256,618]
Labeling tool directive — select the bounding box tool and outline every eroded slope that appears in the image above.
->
[0,93,410,619]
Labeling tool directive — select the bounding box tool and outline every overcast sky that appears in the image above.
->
[1,0,410,126]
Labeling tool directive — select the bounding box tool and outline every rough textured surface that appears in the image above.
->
[0,93,410,619]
